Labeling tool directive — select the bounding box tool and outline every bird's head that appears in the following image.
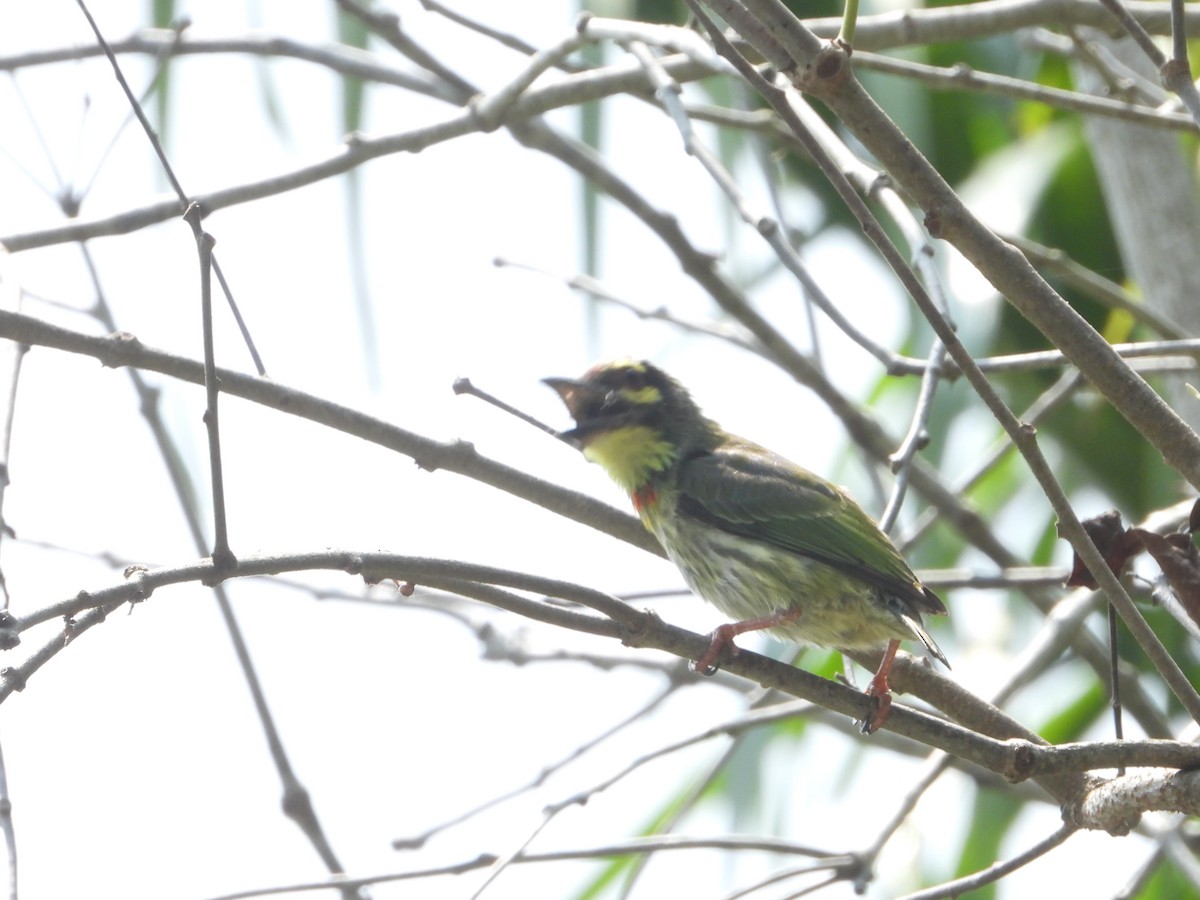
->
[544,359,715,493]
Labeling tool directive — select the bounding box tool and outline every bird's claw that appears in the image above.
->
[691,623,743,675]
[859,663,894,734]
[859,689,892,734]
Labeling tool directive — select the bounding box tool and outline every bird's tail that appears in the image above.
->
[898,611,950,669]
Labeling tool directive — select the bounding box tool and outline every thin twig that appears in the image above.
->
[0,307,660,556]
[418,0,549,60]
[623,37,911,372]
[197,834,858,900]
[494,257,761,351]
[898,369,1084,551]
[72,0,265,376]
[1094,0,1200,127]
[468,30,586,130]
[839,0,860,45]
[69,218,356,897]
[857,750,951,888]
[698,1,1200,727]
[718,859,857,899]
[729,0,1200,490]
[763,81,953,526]
[852,49,1197,133]
[880,337,943,532]
[1010,235,1188,339]
[1170,0,1189,63]
[1062,27,1170,104]
[11,550,1200,819]
[72,0,184,197]
[0,740,15,900]
[972,340,1200,373]
[392,679,681,851]
[466,807,558,899]
[453,376,567,441]
[898,823,1077,899]
[183,204,235,567]
[0,54,723,254]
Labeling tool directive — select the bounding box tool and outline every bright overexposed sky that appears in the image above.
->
[0,3,1154,899]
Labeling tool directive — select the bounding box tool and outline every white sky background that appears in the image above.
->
[0,1,1159,898]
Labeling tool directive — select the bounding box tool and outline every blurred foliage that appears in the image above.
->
[573,792,683,899]
[151,0,175,149]
[1139,856,1197,900]
[571,7,1199,895]
[337,8,369,135]
[1038,679,1108,744]
[11,4,1195,899]
[631,0,690,23]
[954,790,1022,900]
[921,40,1023,184]
[335,6,381,386]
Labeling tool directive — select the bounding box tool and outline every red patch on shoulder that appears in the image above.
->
[633,484,658,514]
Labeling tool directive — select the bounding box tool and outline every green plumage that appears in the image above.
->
[545,359,948,681]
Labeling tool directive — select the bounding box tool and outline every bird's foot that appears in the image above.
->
[860,674,893,735]
[691,607,803,676]
[858,638,902,734]
[691,622,742,676]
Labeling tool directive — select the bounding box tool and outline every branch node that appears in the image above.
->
[1005,739,1039,782]
[1160,57,1191,87]
[0,667,25,692]
[202,549,237,585]
[923,209,945,238]
[619,608,664,650]
[808,42,851,87]
[467,93,504,133]
[181,200,204,229]
[0,611,19,651]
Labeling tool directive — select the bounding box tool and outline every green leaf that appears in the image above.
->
[1037,678,1107,744]
[151,0,175,148]
[953,789,1022,898]
[1135,854,1196,900]
[335,6,380,385]
[336,7,368,137]
[569,775,698,900]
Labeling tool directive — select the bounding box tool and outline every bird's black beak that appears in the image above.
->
[543,376,620,448]
[542,377,593,419]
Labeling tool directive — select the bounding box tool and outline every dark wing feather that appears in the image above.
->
[676,440,945,618]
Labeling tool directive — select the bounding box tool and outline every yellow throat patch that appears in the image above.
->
[583,426,676,495]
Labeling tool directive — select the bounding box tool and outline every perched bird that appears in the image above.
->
[545,359,948,734]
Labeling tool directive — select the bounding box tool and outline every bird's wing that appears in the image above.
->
[676,441,946,617]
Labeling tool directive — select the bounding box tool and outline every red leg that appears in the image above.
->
[691,608,803,676]
[861,639,901,734]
